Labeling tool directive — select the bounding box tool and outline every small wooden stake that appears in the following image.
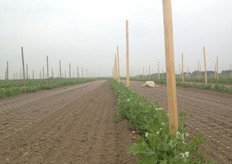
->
[198,60,200,80]
[230,64,232,78]
[162,0,178,135]
[216,56,218,82]
[59,60,62,78]
[21,47,26,93]
[69,63,71,78]
[126,20,130,87]
[182,53,184,82]
[203,46,207,85]
[214,63,217,79]
[43,67,45,79]
[158,62,160,80]
[47,56,49,79]
[117,46,120,83]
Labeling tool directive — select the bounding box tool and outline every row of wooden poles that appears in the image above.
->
[112,1,232,135]
[3,48,97,80]
[114,51,232,82]
[113,0,179,135]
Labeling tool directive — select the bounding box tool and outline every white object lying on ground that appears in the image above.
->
[141,81,158,88]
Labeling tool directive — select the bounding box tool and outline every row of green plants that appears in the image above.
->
[176,76,232,84]
[111,80,210,164]
[131,77,232,94]
[0,78,94,98]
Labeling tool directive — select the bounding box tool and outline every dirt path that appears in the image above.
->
[0,80,136,164]
[130,81,232,164]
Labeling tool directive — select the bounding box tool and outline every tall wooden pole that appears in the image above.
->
[52,68,54,78]
[21,47,26,93]
[26,64,28,80]
[143,66,144,78]
[198,60,200,80]
[182,53,184,82]
[59,60,62,78]
[43,67,45,79]
[214,63,217,79]
[114,53,117,80]
[82,67,83,78]
[158,61,160,80]
[203,46,207,85]
[117,46,120,83]
[162,0,178,135]
[230,64,232,78]
[126,20,130,87]
[216,56,218,82]
[6,61,9,80]
[46,56,49,79]
[77,66,79,78]
[69,63,71,78]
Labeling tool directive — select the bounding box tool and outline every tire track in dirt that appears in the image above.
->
[0,80,137,164]
[130,81,232,164]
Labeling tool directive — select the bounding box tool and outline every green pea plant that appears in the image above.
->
[111,80,211,164]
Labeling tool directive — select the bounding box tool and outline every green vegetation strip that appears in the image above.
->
[111,80,210,164]
[0,78,94,98]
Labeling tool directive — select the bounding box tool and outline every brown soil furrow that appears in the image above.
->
[130,81,232,164]
[0,80,136,164]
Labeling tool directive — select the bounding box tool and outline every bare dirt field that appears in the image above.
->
[0,80,137,164]
[130,81,232,164]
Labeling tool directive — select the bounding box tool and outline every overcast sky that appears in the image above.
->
[0,0,232,79]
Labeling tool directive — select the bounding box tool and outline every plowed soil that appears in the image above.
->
[130,81,232,164]
[0,80,137,164]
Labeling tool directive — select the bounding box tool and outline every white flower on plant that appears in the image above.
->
[185,133,189,137]
[176,131,180,136]
[156,131,160,135]
[180,151,189,158]
[145,132,148,137]
[161,122,165,126]
[127,98,130,102]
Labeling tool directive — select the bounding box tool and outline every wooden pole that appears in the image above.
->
[43,67,44,79]
[162,67,164,78]
[216,56,218,82]
[158,62,160,80]
[182,53,184,82]
[59,60,62,78]
[117,46,120,83]
[162,0,178,135]
[77,66,79,78]
[126,20,130,87]
[179,63,181,78]
[143,66,144,78]
[214,63,217,79]
[149,64,151,79]
[200,65,201,79]
[203,46,207,84]
[198,60,200,80]
[6,61,9,80]
[230,64,232,78]
[21,47,26,93]
[52,68,54,78]
[46,56,49,79]
[69,63,71,78]
[114,53,117,80]
[82,67,83,78]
